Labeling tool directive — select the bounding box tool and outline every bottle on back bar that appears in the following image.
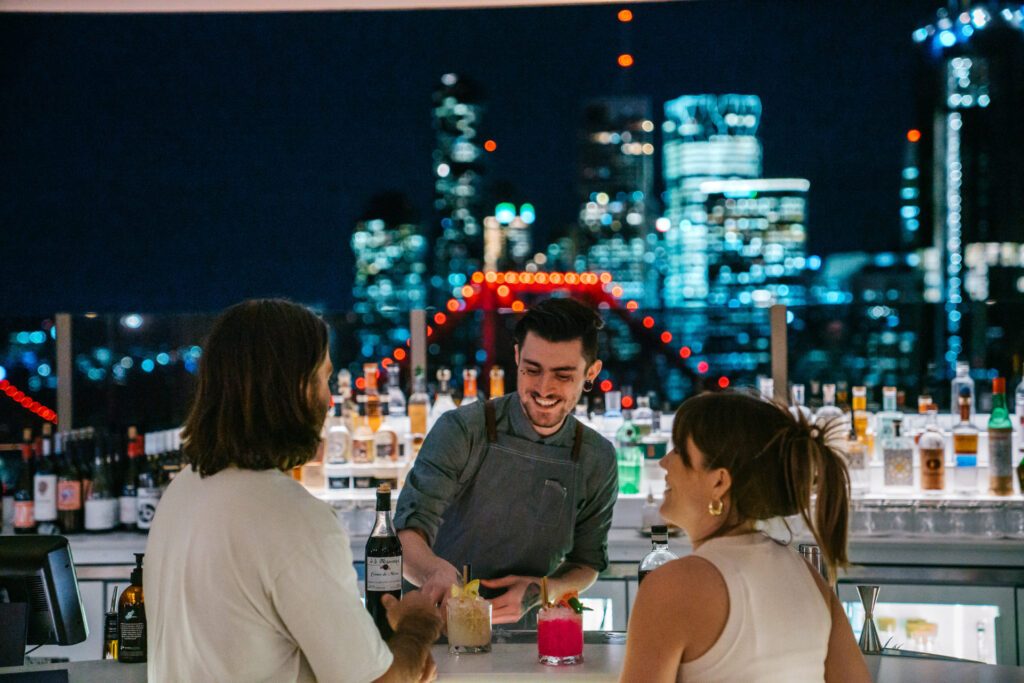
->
[386,364,406,418]
[638,525,677,584]
[951,361,975,422]
[84,436,118,532]
[429,368,458,427]
[952,387,979,493]
[407,368,430,456]
[789,384,813,422]
[33,424,58,529]
[461,368,480,407]
[363,363,382,433]
[489,366,505,399]
[14,428,37,534]
[988,378,1013,496]
[882,418,913,489]
[365,483,402,639]
[57,432,84,533]
[615,410,642,495]
[814,383,845,431]
[135,433,161,533]
[119,426,141,531]
[918,407,945,493]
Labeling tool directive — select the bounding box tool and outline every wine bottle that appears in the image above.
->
[84,435,118,532]
[365,483,402,639]
[33,423,59,528]
[57,431,85,534]
[13,427,37,534]
[119,426,141,531]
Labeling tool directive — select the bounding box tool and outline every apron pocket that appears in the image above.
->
[536,479,569,529]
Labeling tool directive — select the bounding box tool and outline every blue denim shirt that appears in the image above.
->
[394,393,618,572]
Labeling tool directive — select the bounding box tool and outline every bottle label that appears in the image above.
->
[919,448,945,490]
[883,448,913,487]
[119,495,138,524]
[989,432,1012,479]
[844,446,866,471]
[34,474,58,521]
[84,498,119,530]
[327,476,351,490]
[13,501,34,529]
[956,455,977,468]
[375,436,398,461]
[643,441,667,460]
[352,438,373,464]
[136,489,162,530]
[365,556,402,592]
[57,480,83,511]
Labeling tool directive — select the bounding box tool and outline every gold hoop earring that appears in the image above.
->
[708,499,724,516]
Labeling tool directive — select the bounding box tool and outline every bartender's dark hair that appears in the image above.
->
[182,299,329,477]
[513,297,604,366]
[672,391,851,584]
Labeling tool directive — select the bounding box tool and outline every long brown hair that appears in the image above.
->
[672,390,851,583]
[181,299,329,477]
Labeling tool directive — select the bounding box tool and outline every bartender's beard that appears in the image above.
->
[519,386,582,432]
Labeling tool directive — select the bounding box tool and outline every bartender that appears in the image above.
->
[394,297,618,626]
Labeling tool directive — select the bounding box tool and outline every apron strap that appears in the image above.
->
[571,421,584,462]
[484,399,498,443]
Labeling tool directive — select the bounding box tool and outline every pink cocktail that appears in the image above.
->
[537,606,584,665]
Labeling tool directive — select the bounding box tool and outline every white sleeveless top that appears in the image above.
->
[678,533,831,683]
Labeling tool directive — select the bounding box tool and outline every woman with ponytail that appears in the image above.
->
[619,391,870,683]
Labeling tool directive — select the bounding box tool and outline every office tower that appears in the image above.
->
[661,94,763,306]
[351,192,428,315]
[432,73,485,299]
[576,97,656,304]
[911,4,1024,370]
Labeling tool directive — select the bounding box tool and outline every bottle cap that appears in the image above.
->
[651,524,668,535]
[131,553,144,586]
[993,377,1005,393]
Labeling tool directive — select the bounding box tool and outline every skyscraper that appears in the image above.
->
[432,73,485,301]
[351,192,428,314]
[576,97,656,304]
[911,4,1024,369]
[661,94,763,306]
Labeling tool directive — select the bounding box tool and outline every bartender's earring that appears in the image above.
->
[708,499,724,516]
[583,379,594,392]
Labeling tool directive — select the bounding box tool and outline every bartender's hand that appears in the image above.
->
[480,575,542,624]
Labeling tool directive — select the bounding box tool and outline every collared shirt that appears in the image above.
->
[394,392,618,572]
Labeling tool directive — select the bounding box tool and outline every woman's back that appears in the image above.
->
[679,533,831,682]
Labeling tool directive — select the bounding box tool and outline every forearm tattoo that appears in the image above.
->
[521,581,542,613]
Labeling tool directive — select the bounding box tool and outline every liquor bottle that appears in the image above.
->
[374,402,400,462]
[952,387,980,494]
[103,588,119,660]
[385,364,407,418]
[407,368,430,456]
[351,398,375,464]
[601,390,623,438]
[461,368,480,407]
[14,428,37,534]
[632,395,654,437]
[324,400,352,464]
[79,428,94,503]
[119,426,141,531]
[790,384,813,422]
[135,434,161,533]
[882,418,913,489]
[988,377,1014,496]
[117,553,147,663]
[363,363,382,432]
[33,423,58,530]
[951,361,975,422]
[876,386,901,448]
[365,483,402,639]
[489,366,505,399]
[758,377,775,402]
[844,421,870,495]
[429,367,458,427]
[918,407,946,493]
[337,370,358,433]
[615,410,643,495]
[84,436,118,532]
[814,383,846,432]
[638,525,677,584]
[573,399,592,430]
[851,386,869,442]
[640,410,669,498]
[57,432,84,534]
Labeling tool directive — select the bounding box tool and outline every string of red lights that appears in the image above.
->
[0,379,58,424]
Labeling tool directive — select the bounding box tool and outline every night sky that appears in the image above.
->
[0,0,938,315]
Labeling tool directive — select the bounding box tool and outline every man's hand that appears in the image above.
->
[417,561,461,609]
[382,591,442,632]
[479,575,542,624]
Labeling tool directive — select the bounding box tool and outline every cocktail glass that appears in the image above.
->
[537,605,583,665]
[447,595,491,654]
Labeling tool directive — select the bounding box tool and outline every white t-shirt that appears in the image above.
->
[145,465,393,683]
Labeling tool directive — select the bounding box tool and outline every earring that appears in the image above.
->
[583,379,594,393]
[708,499,724,516]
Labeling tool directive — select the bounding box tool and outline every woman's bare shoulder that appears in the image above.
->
[637,555,727,605]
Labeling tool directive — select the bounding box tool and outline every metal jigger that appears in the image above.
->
[857,585,882,654]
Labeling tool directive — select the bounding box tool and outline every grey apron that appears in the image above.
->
[432,399,583,628]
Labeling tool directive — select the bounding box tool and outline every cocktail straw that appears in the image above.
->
[540,576,548,607]
[462,564,469,585]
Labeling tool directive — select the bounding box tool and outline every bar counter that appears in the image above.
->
[4,646,1024,682]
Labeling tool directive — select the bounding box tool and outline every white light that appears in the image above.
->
[121,314,143,329]
[595,192,609,205]
[441,73,457,86]
[437,163,450,178]
[641,120,654,132]
[655,217,671,233]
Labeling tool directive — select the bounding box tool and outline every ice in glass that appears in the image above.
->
[537,599,584,665]
[446,580,491,654]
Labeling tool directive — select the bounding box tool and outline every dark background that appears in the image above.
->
[0,0,937,315]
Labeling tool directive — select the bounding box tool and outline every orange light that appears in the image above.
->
[660,331,672,344]
[621,395,634,410]
[381,358,393,368]
[617,8,633,22]
[495,272,506,284]
[434,312,448,325]
[679,346,692,359]
[394,348,407,361]
[446,299,459,312]
[462,285,475,298]
[718,376,730,389]
[484,139,497,152]
[617,54,634,68]
[485,271,497,283]
[626,300,639,311]
[600,380,613,393]
[506,272,519,284]
[472,272,485,284]
[427,325,434,336]
[511,300,525,312]
[536,273,549,284]
[497,285,511,298]
[642,316,655,329]
[907,129,922,143]
[581,273,594,285]
[355,377,366,391]
[565,273,579,285]
[599,272,613,284]
[522,273,535,284]
[697,361,709,374]
[611,286,624,298]
[550,273,563,285]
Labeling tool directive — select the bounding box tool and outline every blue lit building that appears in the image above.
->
[351,192,428,314]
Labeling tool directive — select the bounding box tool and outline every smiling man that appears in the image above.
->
[394,297,618,627]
